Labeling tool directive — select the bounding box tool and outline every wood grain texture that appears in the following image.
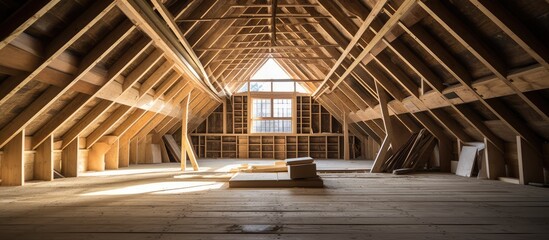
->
[0,163,548,239]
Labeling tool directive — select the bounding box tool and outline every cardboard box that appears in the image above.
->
[288,163,317,179]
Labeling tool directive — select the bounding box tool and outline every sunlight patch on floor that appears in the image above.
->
[81,181,224,196]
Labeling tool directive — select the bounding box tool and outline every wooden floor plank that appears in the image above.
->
[0,163,548,239]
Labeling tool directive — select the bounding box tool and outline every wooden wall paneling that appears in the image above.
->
[118,135,130,168]
[105,139,119,170]
[517,136,544,185]
[0,130,25,186]
[33,134,53,181]
[61,138,79,177]
[129,137,138,165]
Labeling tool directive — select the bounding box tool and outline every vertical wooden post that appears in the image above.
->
[138,137,146,164]
[61,137,79,177]
[34,134,53,181]
[119,135,130,168]
[105,139,119,169]
[483,137,505,180]
[181,93,199,171]
[129,137,138,165]
[1,130,25,186]
[343,110,350,160]
[438,137,452,172]
[222,97,227,134]
[181,95,189,171]
[371,84,393,172]
[517,136,544,185]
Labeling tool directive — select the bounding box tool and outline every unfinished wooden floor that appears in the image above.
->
[1,163,548,240]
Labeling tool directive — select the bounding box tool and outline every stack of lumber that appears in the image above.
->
[162,135,181,163]
[229,157,322,188]
[230,161,287,173]
[286,157,318,179]
[381,129,436,174]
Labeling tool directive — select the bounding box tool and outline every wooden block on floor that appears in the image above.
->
[288,163,317,179]
[229,172,323,188]
[285,157,314,165]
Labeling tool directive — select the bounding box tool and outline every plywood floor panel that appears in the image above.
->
[0,163,548,240]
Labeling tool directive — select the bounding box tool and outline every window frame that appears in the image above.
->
[250,97,293,133]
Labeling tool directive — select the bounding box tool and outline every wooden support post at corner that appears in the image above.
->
[343,110,350,160]
[34,134,53,181]
[517,136,544,185]
[1,130,25,186]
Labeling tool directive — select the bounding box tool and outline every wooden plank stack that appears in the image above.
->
[162,134,181,163]
[381,129,436,174]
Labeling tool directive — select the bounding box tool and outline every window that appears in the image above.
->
[251,98,292,133]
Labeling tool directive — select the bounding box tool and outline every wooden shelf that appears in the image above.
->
[190,95,358,160]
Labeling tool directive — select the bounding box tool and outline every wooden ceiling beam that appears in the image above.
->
[420,0,549,122]
[60,51,167,150]
[0,0,61,51]
[229,4,319,8]
[0,0,116,107]
[30,22,142,150]
[470,0,549,70]
[117,0,221,102]
[0,1,118,149]
[85,62,175,149]
[197,44,338,51]
[312,0,388,97]
[176,15,332,22]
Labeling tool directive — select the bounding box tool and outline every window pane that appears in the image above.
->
[252,120,292,133]
[273,99,292,117]
[272,82,294,92]
[252,98,271,118]
[237,82,248,93]
[249,82,271,92]
[296,83,308,93]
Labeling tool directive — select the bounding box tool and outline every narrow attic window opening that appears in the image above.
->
[250,58,291,80]
[241,58,310,93]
